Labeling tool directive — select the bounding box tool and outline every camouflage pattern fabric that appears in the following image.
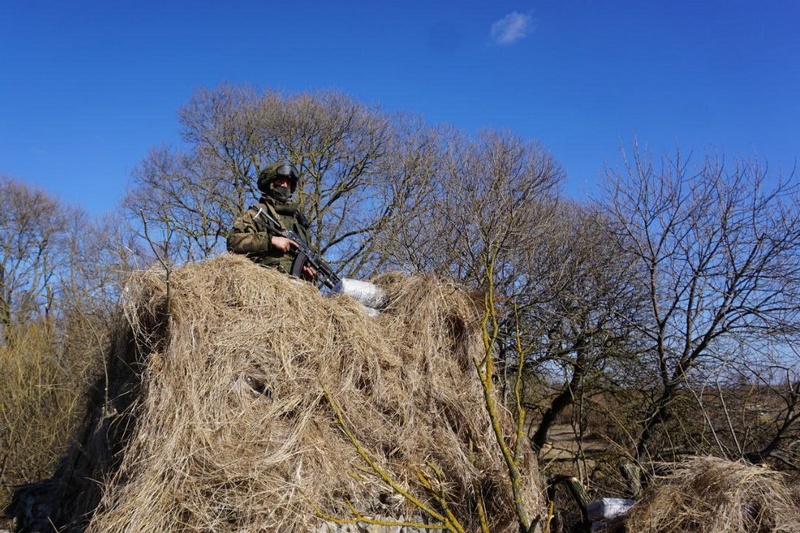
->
[227,198,311,274]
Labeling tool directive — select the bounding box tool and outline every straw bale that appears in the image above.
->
[621,456,800,533]
[27,254,542,532]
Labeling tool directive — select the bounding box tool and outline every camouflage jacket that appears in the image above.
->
[226,198,311,274]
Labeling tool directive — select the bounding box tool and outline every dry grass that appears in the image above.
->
[622,456,800,533]
[22,254,542,532]
[0,322,88,510]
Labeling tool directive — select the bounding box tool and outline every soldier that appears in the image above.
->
[227,162,316,280]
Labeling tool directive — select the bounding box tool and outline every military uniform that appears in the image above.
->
[227,162,311,274]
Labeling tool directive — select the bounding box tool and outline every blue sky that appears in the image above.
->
[1,1,798,215]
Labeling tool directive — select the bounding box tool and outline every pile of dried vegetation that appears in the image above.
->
[620,456,800,533]
[9,254,542,532]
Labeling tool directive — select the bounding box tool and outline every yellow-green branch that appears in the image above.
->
[478,250,532,532]
[322,385,467,531]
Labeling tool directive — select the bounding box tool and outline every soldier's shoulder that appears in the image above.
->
[243,202,269,216]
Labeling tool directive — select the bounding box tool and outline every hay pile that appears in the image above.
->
[26,254,542,532]
[621,456,800,533]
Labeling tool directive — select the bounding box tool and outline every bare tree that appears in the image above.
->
[0,176,72,344]
[124,84,427,278]
[0,175,139,345]
[58,209,145,345]
[600,145,800,464]
[384,127,563,284]
[520,203,648,455]
[126,86,569,287]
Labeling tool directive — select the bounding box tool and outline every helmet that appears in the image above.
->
[257,162,299,193]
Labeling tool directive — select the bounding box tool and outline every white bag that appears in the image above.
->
[586,498,635,521]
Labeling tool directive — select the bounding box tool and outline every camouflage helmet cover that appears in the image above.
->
[257,162,299,193]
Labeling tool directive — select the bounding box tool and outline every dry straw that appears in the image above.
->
[622,456,800,533]
[35,254,542,532]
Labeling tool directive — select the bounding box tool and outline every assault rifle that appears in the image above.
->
[253,208,342,291]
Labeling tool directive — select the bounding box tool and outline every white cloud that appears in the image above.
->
[490,11,533,45]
